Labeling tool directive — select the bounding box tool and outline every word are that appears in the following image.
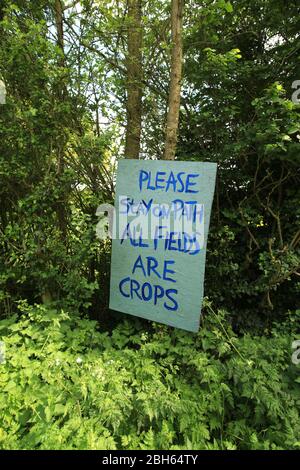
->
[131,255,176,282]
[139,170,200,193]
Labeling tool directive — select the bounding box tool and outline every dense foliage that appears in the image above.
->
[0,302,299,450]
[0,0,299,450]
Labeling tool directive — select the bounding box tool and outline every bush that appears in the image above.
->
[0,301,299,450]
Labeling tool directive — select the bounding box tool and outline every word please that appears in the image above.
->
[139,170,200,193]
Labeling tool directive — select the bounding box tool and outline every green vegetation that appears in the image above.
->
[0,302,299,450]
[0,0,299,450]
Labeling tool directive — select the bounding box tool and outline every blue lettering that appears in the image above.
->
[155,172,166,190]
[146,256,161,279]
[139,170,149,191]
[185,173,199,193]
[154,285,164,305]
[165,171,177,192]
[163,260,176,283]
[130,279,142,300]
[164,289,178,311]
[141,282,152,301]
[132,255,147,276]
[176,172,185,193]
[119,277,130,298]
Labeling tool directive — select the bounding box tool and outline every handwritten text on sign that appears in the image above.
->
[109,160,217,332]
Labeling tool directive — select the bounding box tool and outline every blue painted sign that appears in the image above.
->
[109,160,217,332]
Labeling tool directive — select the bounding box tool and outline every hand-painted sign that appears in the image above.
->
[109,160,217,332]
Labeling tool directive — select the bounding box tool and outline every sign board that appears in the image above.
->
[109,160,217,332]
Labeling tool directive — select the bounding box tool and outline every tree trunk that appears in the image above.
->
[163,0,184,161]
[55,0,64,60]
[124,0,143,159]
[54,0,67,241]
